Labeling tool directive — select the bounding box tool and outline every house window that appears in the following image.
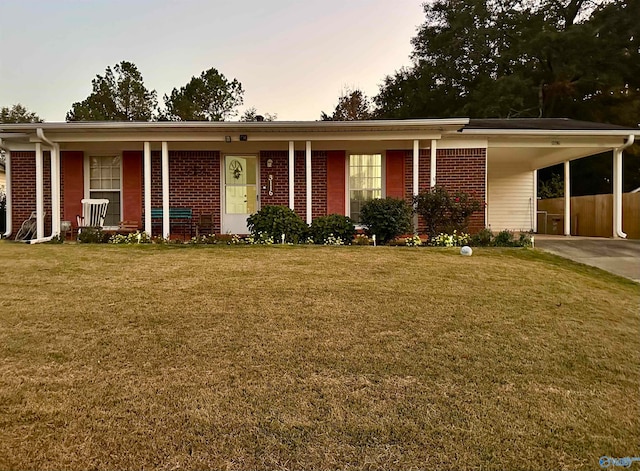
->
[349,153,382,223]
[88,155,121,227]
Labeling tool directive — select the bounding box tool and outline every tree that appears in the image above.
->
[374,0,632,121]
[163,68,244,121]
[67,61,157,121]
[239,107,277,122]
[0,104,42,123]
[321,88,373,121]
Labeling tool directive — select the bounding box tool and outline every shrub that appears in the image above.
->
[412,186,449,238]
[353,234,371,246]
[310,214,355,245]
[246,205,308,243]
[471,228,493,247]
[413,185,483,238]
[360,197,413,244]
[77,227,107,243]
[518,232,533,248]
[493,230,516,247]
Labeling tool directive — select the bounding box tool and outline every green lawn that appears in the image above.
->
[0,242,638,470]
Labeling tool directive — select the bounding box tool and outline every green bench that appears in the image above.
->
[151,207,193,238]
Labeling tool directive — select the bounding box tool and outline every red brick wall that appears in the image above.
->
[149,151,221,235]
[389,148,486,233]
[435,148,486,232]
[11,151,52,237]
[260,151,289,207]
[294,151,327,222]
[397,149,431,200]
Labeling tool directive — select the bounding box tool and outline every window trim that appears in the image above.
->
[84,153,123,230]
[345,151,386,225]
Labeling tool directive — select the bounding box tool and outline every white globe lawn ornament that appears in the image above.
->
[460,245,473,256]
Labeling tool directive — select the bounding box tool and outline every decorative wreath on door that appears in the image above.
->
[229,159,243,179]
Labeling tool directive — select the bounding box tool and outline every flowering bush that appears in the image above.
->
[413,185,483,238]
[405,234,422,247]
[188,234,218,245]
[353,234,371,246]
[109,231,151,244]
[323,233,345,246]
[430,230,470,247]
[246,232,274,245]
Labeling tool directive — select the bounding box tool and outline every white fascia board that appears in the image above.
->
[438,138,488,149]
[487,136,624,149]
[27,131,444,143]
[462,129,640,138]
[1,118,468,133]
[1,143,36,151]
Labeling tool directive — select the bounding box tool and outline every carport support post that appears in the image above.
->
[162,141,170,239]
[413,140,420,231]
[563,160,571,236]
[144,142,152,236]
[613,147,624,238]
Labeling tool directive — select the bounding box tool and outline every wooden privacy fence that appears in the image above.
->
[537,192,640,239]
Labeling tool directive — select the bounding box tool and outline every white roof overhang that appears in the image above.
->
[0,119,469,146]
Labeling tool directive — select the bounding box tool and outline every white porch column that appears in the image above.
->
[305,141,312,224]
[413,140,420,232]
[161,141,170,239]
[533,169,538,233]
[51,144,61,236]
[35,142,44,239]
[413,140,420,196]
[563,160,571,236]
[430,139,437,188]
[144,142,152,235]
[2,148,11,237]
[613,147,625,238]
[288,141,295,210]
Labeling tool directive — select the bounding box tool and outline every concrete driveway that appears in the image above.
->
[535,235,640,282]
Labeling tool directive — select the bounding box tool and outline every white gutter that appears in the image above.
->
[30,129,60,244]
[0,138,11,238]
[613,135,635,238]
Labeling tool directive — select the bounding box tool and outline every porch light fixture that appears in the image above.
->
[225,136,231,143]
[266,158,273,168]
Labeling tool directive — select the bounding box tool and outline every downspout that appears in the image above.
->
[614,135,635,238]
[0,139,11,238]
[29,128,59,244]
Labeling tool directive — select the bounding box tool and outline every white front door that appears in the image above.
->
[222,155,258,234]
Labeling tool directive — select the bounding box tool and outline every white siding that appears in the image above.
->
[487,161,535,231]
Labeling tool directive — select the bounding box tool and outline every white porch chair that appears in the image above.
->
[76,198,109,233]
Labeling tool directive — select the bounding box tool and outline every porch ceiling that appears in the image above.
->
[486,136,630,170]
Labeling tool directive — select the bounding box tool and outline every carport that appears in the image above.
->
[462,119,639,238]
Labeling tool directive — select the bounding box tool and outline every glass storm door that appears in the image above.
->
[223,155,258,233]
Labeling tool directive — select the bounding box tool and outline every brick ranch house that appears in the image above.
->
[0,118,637,242]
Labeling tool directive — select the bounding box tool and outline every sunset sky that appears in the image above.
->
[0,0,424,121]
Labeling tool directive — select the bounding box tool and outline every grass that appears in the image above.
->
[0,242,638,470]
